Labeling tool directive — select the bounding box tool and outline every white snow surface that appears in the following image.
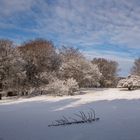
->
[0,88,140,140]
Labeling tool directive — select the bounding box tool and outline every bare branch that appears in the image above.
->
[48,109,100,127]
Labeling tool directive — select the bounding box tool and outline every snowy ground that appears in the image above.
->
[0,88,140,140]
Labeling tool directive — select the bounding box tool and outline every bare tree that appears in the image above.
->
[131,58,140,76]
[19,38,61,88]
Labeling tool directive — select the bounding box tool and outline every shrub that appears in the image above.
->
[65,78,79,95]
[46,78,79,96]
[117,75,140,90]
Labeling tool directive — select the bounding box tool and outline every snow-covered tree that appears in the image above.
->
[59,47,101,87]
[91,58,119,87]
[0,39,24,93]
[117,75,140,90]
[79,61,101,87]
[19,39,61,88]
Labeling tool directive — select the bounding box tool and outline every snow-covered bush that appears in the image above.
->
[46,78,79,96]
[117,75,140,90]
[46,79,68,96]
[26,88,44,96]
[65,78,79,95]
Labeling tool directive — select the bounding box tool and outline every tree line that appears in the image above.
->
[0,38,139,97]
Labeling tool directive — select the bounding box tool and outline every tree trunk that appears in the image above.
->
[128,87,132,90]
[0,94,2,100]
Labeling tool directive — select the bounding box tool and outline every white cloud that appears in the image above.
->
[0,0,36,16]
[0,0,140,75]
[1,0,140,49]
[25,0,140,49]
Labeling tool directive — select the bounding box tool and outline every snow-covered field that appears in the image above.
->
[0,88,140,140]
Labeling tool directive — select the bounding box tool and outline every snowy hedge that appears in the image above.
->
[117,75,140,90]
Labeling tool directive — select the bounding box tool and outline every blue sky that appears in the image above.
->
[0,0,140,76]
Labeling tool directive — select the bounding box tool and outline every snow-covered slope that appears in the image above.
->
[0,88,140,140]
